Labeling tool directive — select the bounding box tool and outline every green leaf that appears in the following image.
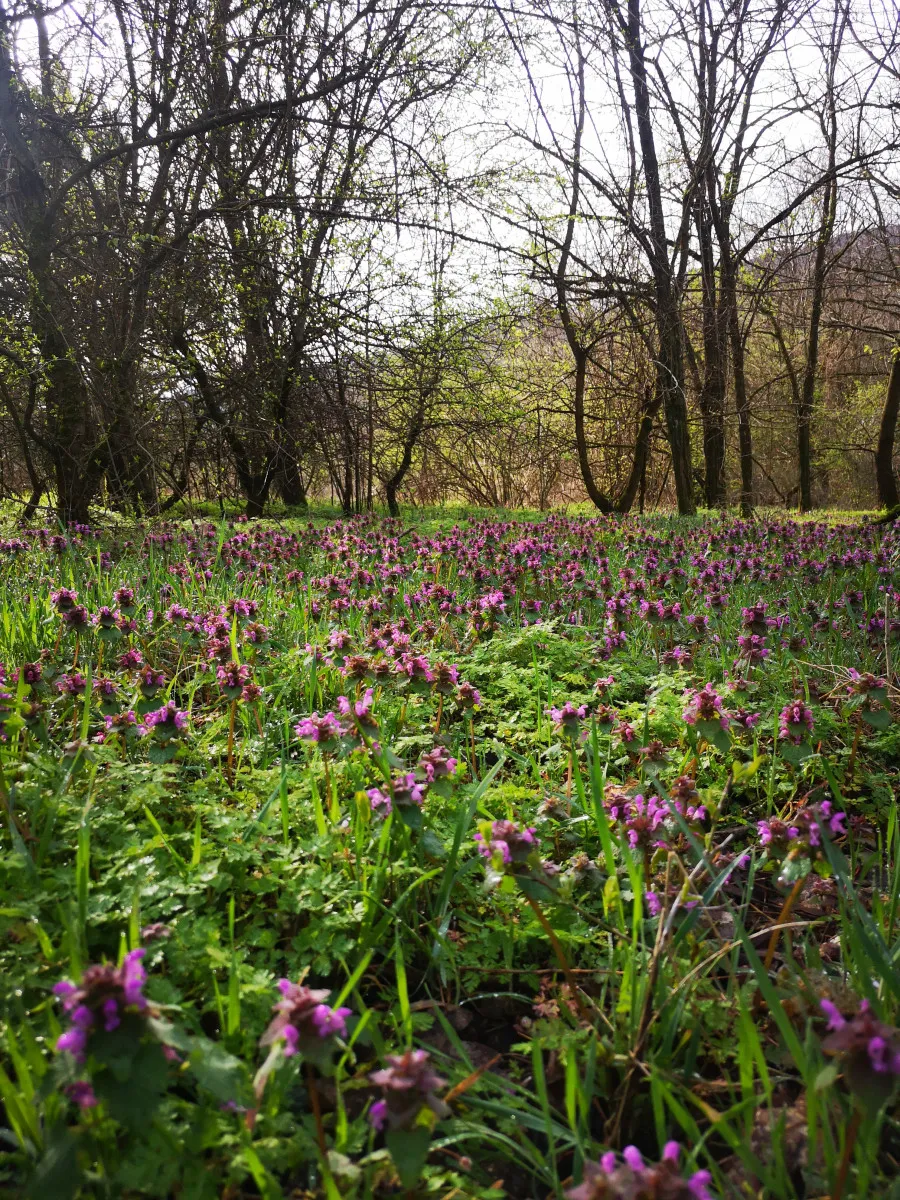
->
[516,873,557,901]
[777,854,811,888]
[420,828,446,858]
[189,1040,252,1106]
[386,1126,432,1190]
[396,804,423,832]
[93,1040,169,1129]
[148,741,178,764]
[814,1063,839,1091]
[779,740,812,764]
[862,707,891,730]
[29,1125,79,1200]
[696,719,730,754]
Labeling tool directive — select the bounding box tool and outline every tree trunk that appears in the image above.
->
[622,0,694,515]
[798,5,843,512]
[797,174,836,513]
[245,480,268,519]
[722,261,753,516]
[876,347,900,511]
[696,202,727,508]
[572,350,615,513]
[385,405,424,518]
[274,448,308,509]
[615,386,660,513]
[105,362,158,515]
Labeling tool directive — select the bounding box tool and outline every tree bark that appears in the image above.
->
[797,173,836,513]
[721,260,753,516]
[572,349,615,513]
[615,385,660,513]
[876,348,900,511]
[621,0,694,514]
[696,199,727,508]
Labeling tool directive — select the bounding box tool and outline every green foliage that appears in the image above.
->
[0,511,897,1198]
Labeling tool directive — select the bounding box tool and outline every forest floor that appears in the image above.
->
[1,510,899,1199]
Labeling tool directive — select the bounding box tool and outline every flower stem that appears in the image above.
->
[306,1063,328,1161]
[832,1105,862,1200]
[763,876,805,971]
[525,895,592,1023]
[226,700,236,787]
[847,714,862,780]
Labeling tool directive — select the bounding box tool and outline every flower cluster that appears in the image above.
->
[295,711,344,745]
[367,772,425,816]
[758,799,846,852]
[419,745,457,782]
[217,661,251,697]
[369,1049,449,1131]
[778,700,814,744]
[549,701,587,740]
[821,997,900,1107]
[682,683,729,731]
[474,819,538,867]
[54,949,149,1068]
[259,979,352,1059]
[140,701,188,739]
[566,1143,713,1200]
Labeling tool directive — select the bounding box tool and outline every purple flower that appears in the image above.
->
[338,688,378,732]
[311,1003,352,1038]
[846,669,887,696]
[140,701,188,738]
[604,792,669,851]
[295,711,345,744]
[741,601,768,634]
[419,745,457,782]
[779,700,814,744]
[138,665,167,696]
[114,586,136,610]
[141,922,171,943]
[369,1049,449,1132]
[431,662,460,694]
[549,701,587,738]
[821,998,900,1105]
[399,654,434,684]
[682,683,729,730]
[56,672,88,696]
[566,1142,714,1200]
[260,979,352,1058]
[64,1081,98,1109]
[474,819,538,871]
[736,633,769,664]
[50,587,79,612]
[226,597,257,620]
[391,772,425,808]
[757,799,846,856]
[92,606,121,630]
[367,787,392,815]
[54,949,148,1063]
[217,661,251,695]
[21,661,43,686]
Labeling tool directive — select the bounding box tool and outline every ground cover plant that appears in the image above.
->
[0,511,899,1199]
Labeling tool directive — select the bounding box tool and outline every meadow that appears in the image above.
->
[0,511,898,1199]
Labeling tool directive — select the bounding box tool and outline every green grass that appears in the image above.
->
[0,510,898,1198]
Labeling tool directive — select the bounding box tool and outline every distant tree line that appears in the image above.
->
[0,0,898,521]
